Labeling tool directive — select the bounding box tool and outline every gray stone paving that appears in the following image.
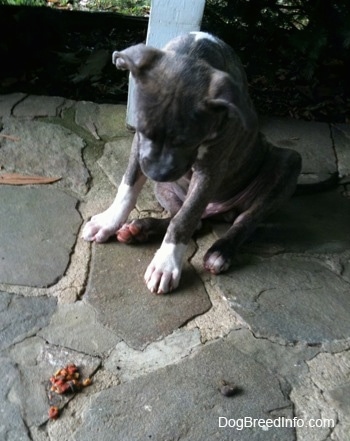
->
[0,116,89,195]
[261,117,338,187]
[0,186,81,287]
[85,241,211,349]
[0,93,349,441]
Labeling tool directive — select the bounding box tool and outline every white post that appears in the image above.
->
[126,0,206,128]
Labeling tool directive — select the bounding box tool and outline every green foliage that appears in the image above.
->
[81,0,150,15]
[0,0,45,4]
[204,0,350,80]
[0,0,150,14]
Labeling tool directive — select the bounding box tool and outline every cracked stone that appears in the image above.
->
[219,329,320,384]
[97,140,130,181]
[342,257,350,284]
[184,234,243,342]
[12,95,65,118]
[85,241,211,349]
[291,351,350,441]
[213,190,350,255]
[75,101,129,139]
[38,301,121,356]
[0,291,56,350]
[332,123,350,183]
[0,116,89,195]
[0,186,82,287]
[261,117,337,187]
[8,337,101,427]
[215,255,350,344]
[328,384,350,414]
[0,356,31,441]
[105,329,201,380]
[0,93,26,117]
[98,140,162,213]
[74,333,293,441]
[28,426,48,441]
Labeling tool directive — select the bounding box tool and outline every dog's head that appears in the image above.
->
[113,43,249,182]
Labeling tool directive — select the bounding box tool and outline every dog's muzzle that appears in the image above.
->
[140,158,188,182]
[138,133,196,182]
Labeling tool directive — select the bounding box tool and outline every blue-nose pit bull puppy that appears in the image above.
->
[82,32,301,294]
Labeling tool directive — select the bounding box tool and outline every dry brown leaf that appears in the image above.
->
[0,173,61,185]
[0,134,20,142]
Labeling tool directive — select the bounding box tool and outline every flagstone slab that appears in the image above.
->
[332,123,350,183]
[0,92,26,116]
[8,337,101,427]
[1,337,101,438]
[0,186,82,287]
[261,118,337,187]
[215,255,350,344]
[105,329,201,381]
[255,190,350,254]
[75,101,129,139]
[213,190,350,255]
[39,302,121,356]
[0,356,31,441]
[98,140,162,212]
[12,95,65,117]
[74,333,293,441]
[85,241,211,349]
[0,117,89,195]
[0,291,56,350]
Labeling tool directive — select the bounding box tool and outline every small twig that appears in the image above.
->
[0,134,21,142]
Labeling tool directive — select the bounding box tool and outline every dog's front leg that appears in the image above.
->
[82,135,146,243]
[144,170,214,294]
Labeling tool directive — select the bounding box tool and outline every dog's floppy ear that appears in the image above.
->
[205,71,252,130]
[112,44,164,77]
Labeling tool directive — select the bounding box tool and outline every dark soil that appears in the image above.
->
[0,5,348,123]
[0,6,148,104]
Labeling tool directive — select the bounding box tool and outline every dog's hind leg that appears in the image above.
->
[204,147,301,274]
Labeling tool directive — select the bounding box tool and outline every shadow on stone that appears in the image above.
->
[213,190,350,255]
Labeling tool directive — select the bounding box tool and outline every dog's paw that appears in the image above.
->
[82,211,121,243]
[203,249,231,274]
[116,220,150,244]
[144,264,181,294]
[144,243,186,294]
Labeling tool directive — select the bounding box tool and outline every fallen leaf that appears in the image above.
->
[0,173,61,185]
[0,134,21,142]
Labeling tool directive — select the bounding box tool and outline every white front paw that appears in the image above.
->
[82,210,122,243]
[144,243,187,294]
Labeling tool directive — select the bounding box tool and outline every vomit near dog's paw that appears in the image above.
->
[48,406,60,420]
[219,380,239,397]
[82,377,92,387]
[48,363,93,419]
[49,363,93,394]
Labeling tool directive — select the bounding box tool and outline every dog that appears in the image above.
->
[82,32,301,294]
